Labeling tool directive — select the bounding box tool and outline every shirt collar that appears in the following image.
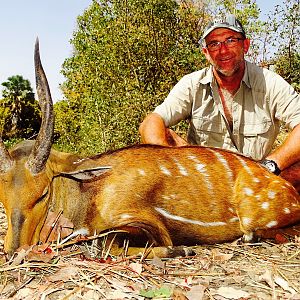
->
[242,61,251,88]
[199,61,251,88]
[199,66,214,85]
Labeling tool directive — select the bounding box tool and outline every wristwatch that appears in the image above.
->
[261,159,281,175]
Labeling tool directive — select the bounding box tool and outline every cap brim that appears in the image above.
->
[202,25,244,39]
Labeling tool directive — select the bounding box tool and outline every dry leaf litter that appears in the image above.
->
[0,203,299,300]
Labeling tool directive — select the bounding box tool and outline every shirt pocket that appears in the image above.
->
[240,120,273,160]
[189,116,225,146]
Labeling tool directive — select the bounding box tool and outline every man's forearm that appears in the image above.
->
[267,123,300,171]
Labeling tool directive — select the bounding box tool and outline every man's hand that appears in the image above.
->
[139,113,188,147]
[166,128,188,146]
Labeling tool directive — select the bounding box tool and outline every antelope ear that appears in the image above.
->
[59,166,111,181]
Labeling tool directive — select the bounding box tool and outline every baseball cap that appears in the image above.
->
[202,14,246,40]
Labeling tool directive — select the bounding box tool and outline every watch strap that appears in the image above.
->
[261,159,281,175]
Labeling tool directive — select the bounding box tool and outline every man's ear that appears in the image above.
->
[243,38,250,54]
[59,166,111,181]
[202,46,210,60]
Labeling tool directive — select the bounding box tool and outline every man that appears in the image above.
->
[139,14,300,175]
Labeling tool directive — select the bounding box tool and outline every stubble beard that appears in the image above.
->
[213,59,244,77]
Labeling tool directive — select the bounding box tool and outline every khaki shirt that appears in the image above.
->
[154,61,300,161]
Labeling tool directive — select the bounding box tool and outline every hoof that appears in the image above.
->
[167,246,196,257]
[241,232,260,243]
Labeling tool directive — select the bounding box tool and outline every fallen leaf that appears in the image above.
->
[82,290,101,300]
[213,286,250,299]
[107,289,133,299]
[258,269,274,289]
[140,285,173,298]
[211,249,234,262]
[27,249,55,263]
[47,265,80,282]
[186,285,206,300]
[173,288,189,300]
[108,278,134,293]
[11,245,34,266]
[129,262,143,275]
[274,275,297,294]
[150,256,165,268]
[15,287,35,299]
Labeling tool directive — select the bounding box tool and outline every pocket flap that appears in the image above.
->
[192,117,223,133]
[241,120,272,136]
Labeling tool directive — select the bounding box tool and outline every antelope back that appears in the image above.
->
[77,145,300,246]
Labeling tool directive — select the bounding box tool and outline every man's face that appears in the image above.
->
[202,28,250,77]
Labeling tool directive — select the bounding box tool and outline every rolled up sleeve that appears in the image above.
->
[154,75,194,127]
[268,72,300,129]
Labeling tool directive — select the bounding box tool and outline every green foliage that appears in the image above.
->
[54,0,297,154]
[269,0,299,54]
[139,285,173,298]
[0,75,41,140]
[266,0,299,92]
[56,0,208,154]
[274,50,300,92]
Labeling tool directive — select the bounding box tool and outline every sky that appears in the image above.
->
[0,0,281,103]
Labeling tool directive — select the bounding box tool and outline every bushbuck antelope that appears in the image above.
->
[0,40,300,258]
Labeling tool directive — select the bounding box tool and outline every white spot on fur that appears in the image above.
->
[266,220,278,228]
[234,155,254,176]
[213,151,234,183]
[73,158,88,164]
[155,207,226,227]
[138,169,146,176]
[284,208,291,214]
[173,159,188,176]
[228,207,234,213]
[162,194,176,201]
[261,202,270,209]
[120,214,132,220]
[187,154,198,161]
[242,217,252,226]
[196,163,205,172]
[268,191,276,199]
[194,164,214,192]
[253,178,260,183]
[160,165,171,176]
[244,187,254,196]
[104,184,115,194]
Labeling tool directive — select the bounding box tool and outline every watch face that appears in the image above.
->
[266,161,276,172]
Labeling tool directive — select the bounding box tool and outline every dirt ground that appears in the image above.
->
[0,203,299,300]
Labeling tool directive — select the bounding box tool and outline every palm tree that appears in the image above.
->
[1,75,41,139]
